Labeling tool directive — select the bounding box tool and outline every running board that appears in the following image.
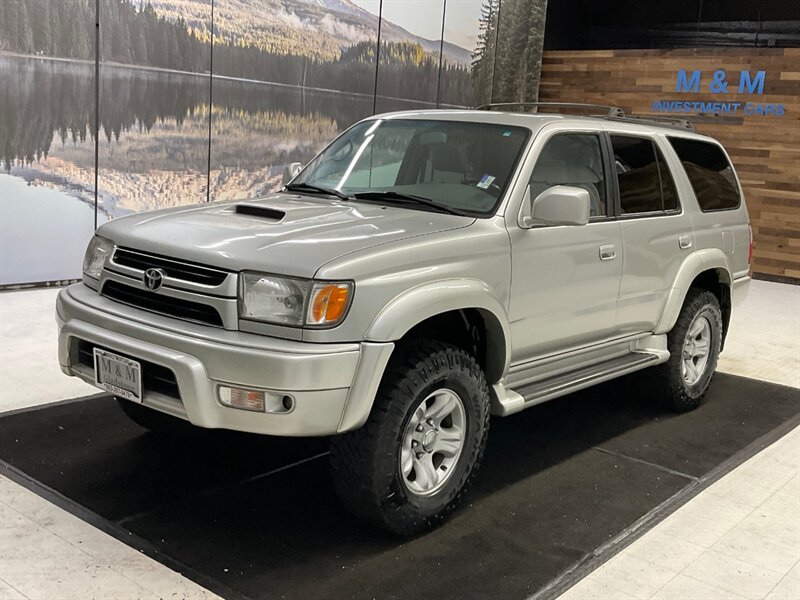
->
[492,353,661,416]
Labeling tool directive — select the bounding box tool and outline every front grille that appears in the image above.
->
[76,340,180,399]
[102,280,224,327]
[113,247,228,286]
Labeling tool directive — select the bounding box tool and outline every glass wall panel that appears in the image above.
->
[374,0,445,113]
[98,0,212,216]
[492,0,548,103]
[544,0,799,50]
[439,0,492,107]
[697,1,761,47]
[209,0,378,201]
[0,0,97,285]
[545,1,702,50]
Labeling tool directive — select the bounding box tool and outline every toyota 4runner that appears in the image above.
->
[57,104,751,534]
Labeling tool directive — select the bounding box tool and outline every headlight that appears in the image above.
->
[239,272,352,328]
[82,236,115,280]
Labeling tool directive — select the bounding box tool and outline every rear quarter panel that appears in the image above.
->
[662,134,751,280]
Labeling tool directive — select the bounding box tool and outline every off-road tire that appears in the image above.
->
[329,339,491,536]
[116,397,200,436]
[654,289,723,412]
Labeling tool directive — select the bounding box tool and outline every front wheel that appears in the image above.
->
[654,289,723,412]
[329,339,490,536]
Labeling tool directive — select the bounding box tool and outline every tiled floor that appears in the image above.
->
[557,429,799,600]
[0,288,94,414]
[0,288,219,600]
[556,279,799,600]
[0,280,798,600]
[715,279,800,389]
[1,477,220,600]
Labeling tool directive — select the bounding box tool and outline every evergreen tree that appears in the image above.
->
[0,1,18,51]
[71,11,92,60]
[2,0,474,103]
[471,0,499,106]
[131,19,149,65]
[17,0,35,54]
[489,0,548,104]
[30,0,53,55]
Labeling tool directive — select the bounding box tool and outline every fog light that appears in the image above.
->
[218,386,266,412]
[217,386,294,413]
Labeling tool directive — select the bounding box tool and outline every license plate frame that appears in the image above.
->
[93,348,143,403]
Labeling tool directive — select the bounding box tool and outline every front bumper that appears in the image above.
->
[56,284,393,436]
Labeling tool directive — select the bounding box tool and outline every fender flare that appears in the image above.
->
[364,278,511,383]
[654,248,733,334]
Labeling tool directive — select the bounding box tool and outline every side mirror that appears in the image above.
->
[282,162,302,186]
[520,185,591,228]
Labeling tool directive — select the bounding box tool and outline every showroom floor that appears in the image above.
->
[0,280,797,600]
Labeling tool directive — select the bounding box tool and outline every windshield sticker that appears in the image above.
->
[502,131,513,137]
[477,174,496,189]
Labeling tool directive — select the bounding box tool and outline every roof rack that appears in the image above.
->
[472,102,699,132]
[606,114,697,132]
[474,102,625,118]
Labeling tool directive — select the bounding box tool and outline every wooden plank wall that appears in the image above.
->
[538,48,800,281]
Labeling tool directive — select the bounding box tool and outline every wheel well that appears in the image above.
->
[689,269,732,349]
[401,309,505,384]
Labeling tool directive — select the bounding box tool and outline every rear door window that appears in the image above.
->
[611,135,680,215]
[668,138,741,211]
[611,136,661,214]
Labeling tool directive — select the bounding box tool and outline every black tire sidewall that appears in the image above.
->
[666,291,723,409]
[390,370,483,514]
[329,340,490,535]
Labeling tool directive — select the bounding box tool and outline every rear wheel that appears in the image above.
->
[654,289,723,412]
[329,339,490,536]
[116,398,199,436]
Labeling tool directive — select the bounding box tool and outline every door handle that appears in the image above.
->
[678,234,693,250]
[599,244,616,261]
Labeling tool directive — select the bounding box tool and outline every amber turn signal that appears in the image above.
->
[308,282,352,326]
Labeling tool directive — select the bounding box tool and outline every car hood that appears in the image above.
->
[98,193,475,278]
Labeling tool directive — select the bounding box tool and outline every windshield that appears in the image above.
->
[292,119,530,216]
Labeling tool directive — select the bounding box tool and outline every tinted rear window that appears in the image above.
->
[611,135,679,215]
[668,138,741,211]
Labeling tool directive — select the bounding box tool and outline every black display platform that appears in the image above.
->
[1,373,798,600]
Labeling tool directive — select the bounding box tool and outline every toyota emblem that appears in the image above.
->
[143,268,165,291]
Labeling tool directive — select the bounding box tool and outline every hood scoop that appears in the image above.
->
[234,203,285,221]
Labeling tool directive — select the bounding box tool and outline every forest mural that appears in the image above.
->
[0,0,548,285]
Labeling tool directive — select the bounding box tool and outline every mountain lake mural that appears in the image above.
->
[0,0,548,285]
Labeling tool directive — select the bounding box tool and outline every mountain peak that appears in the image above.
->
[149,0,472,64]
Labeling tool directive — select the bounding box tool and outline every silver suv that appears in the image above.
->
[57,104,751,534]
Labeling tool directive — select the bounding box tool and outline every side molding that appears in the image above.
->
[654,248,733,335]
[365,278,511,382]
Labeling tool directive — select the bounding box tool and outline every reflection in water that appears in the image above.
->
[0,55,374,213]
[0,173,107,285]
[0,58,96,169]
[209,78,372,200]
[0,54,377,284]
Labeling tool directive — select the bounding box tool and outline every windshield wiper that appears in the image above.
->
[285,182,352,201]
[352,191,468,217]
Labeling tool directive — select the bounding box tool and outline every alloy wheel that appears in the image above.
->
[399,388,467,496]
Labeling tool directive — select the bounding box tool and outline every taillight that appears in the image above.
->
[748,224,753,265]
